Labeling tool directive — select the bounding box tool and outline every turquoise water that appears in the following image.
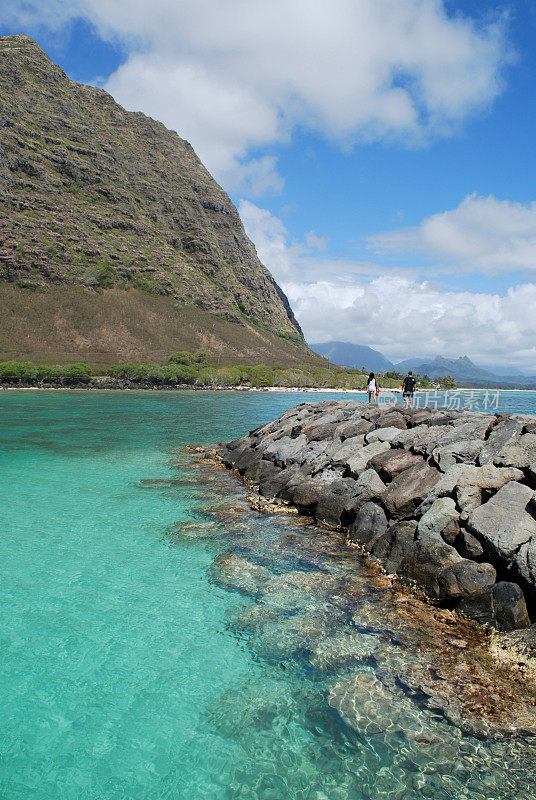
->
[2,390,536,800]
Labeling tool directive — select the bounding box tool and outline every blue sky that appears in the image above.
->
[2,1,536,368]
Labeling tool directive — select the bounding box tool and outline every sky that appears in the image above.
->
[2,0,536,370]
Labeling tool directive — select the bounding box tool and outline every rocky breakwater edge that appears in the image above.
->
[199,399,536,743]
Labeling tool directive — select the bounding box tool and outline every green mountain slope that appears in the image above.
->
[0,35,320,366]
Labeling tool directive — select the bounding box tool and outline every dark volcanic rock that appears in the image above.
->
[337,419,374,439]
[459,582,531,631]
[467,481,536,598]
[369,448,424,481]
[478,418,523,466]
[369,519,417,574]
[494,433,536,468]
[316,478,358,527]
[382,461,440,519]
[344,469,387,516]
[348,502,388,547]
[217,399,536,629]
[457,530,484,560]
[376,411,407,430]
[398,540,496,601]
[346,441,390,476]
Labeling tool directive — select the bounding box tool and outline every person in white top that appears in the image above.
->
[367,372,377,404]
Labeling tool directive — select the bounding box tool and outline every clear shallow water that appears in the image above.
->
[1,389,536,800]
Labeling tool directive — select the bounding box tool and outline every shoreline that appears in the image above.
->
[2,383,536,393]
[199,398,536,738]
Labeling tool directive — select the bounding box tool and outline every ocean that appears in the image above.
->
[1,389,535,800]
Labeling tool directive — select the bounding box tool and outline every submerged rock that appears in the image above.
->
[211,553,272,595]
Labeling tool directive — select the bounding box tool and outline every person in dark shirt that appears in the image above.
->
[401,371,416,408]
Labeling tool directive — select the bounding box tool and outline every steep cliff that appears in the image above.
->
[0,35,315,366]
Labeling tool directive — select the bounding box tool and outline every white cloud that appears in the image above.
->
[305,231,328,252]
[239,199,376,281]
[240,200,536,369]
[286,277,536,368]
[370,193,536,273]
[238,200,304,278]
[5,1,508,194]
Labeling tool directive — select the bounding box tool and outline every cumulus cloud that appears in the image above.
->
[239,199,377,281]
[370,193,536,273]
[5,0,508,193]
[240,200,536,368]
[239,200,302,278]
[305,231,328,252]
[286,277,536,368]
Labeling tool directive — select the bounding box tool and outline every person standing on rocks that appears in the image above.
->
[401,371,416,408]
[367,372,378,404]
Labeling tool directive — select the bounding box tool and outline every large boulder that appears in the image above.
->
[284,478,329,510]
[389,423,430,450]
[302,438,344,473]
[457,530,484,560]
[376,411,407,430]
[330,435,366,466]
[369,449,424,481]
[478,418,523,465]
[494,433,536,468]
[431,439,483,472]
[468,481,536,601]
[348,502,388,547]
[458,582,531,631]
[382,461,440,519]
[366,426,407,444]
[233,446,262,474]
[315,478,359,527]
[337,418,374,439]
[398,539,496,601]
[397,498,496,601]
[467,480,536,562]
[418,463,524,516]
[261,434,307,466]
[302,411,341,432]
[417,497,459,544]
[361,406,382,422]
[404,408,433,426]
[346,441,390,476]
[255,464,286,497]
[368,519,418,574]
[344,469,387,516]
[211,553,272,595]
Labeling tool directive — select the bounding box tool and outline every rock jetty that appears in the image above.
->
[217,399,536,635]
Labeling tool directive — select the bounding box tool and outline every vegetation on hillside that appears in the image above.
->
[0,35,301,339]
[0,356,405,389]
[0,284,324,369]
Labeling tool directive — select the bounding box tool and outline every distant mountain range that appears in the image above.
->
[312,342,394,373]
[311,342,536,388]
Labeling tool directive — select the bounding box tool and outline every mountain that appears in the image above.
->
[395,355,536,387]
[395,355,499,381]
[395,357,431,374]
[0,35,324,368]
[312,342,394,372]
